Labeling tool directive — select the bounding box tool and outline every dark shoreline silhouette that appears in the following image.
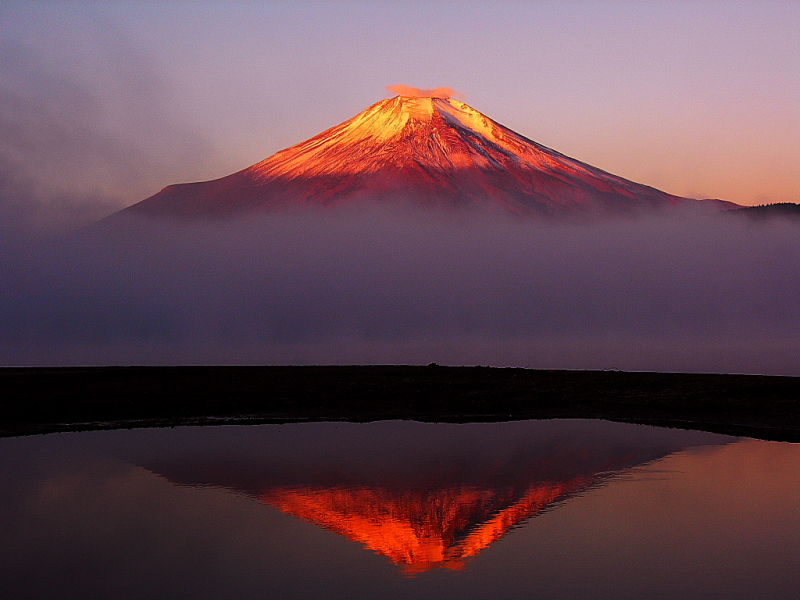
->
[2,365,799,441]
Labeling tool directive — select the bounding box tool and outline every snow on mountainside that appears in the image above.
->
[124,89,737,218]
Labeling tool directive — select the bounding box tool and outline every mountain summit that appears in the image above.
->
[126,89,733,217]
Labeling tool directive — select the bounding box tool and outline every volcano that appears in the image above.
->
[124,87,734,218]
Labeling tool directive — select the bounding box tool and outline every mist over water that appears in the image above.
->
[2,204,799,374]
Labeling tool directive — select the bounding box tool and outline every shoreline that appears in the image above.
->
[2,365,799,442]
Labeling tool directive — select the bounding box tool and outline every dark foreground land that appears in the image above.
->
[2,365,799,441]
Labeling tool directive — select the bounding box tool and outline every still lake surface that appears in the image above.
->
[2,419,799,599]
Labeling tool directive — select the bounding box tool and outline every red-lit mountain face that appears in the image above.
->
[125,95,734,218]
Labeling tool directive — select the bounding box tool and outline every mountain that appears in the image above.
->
[123,88,736,218]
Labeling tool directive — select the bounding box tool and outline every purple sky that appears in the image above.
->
[2,1,798,223]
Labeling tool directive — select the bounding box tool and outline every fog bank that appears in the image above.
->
[0,36,214,235]
[2,206,799,375]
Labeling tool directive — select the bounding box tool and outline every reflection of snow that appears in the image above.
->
[260,479,589,574]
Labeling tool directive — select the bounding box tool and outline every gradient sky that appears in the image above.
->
[2,0,798,220]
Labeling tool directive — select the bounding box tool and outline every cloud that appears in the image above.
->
[1,205,799,375]
[386,85,464,99]
[0,38,213,235]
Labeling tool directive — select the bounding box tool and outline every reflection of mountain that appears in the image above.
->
[141,420,731,574]
[260,480,590,574]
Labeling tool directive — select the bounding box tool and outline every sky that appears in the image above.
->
[2,0,798,226]
[1,1,799,373]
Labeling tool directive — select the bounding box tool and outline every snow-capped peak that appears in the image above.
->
[123,90,738,218]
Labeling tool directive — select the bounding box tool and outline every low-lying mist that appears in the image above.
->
[2,205,799,375]
[0,36,215,236]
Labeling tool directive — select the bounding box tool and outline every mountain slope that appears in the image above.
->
[125,93,735,217]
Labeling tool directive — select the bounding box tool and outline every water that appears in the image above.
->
[1,420,798,599]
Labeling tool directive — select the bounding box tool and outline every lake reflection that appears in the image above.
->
[2,420,799,599]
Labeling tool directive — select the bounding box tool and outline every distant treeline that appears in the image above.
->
[733,202,800,220]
